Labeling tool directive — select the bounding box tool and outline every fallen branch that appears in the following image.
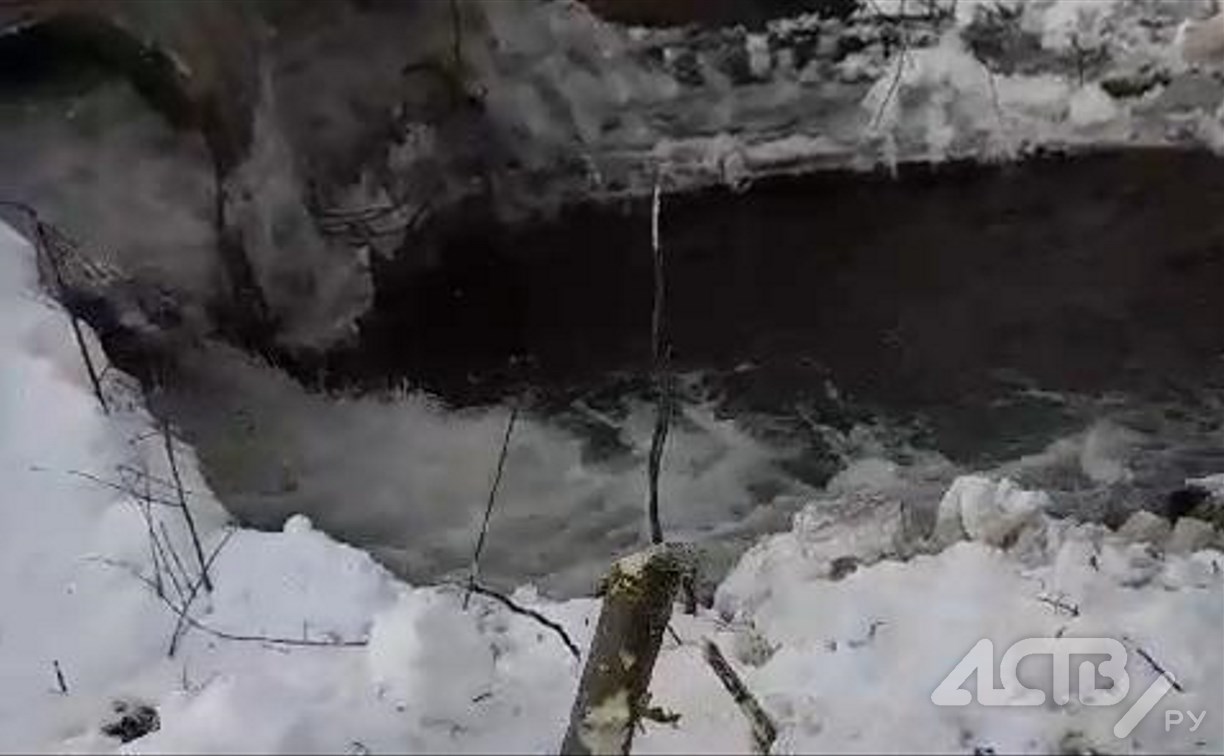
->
[465,582,580,660]
[702,639,777,755]
[1127,637,1185,693]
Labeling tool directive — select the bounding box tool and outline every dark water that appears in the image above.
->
[311,149,1224,412]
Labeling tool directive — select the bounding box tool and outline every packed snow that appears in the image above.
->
[1,214,1221,754]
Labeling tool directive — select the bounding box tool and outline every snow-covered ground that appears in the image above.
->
[1,218,1221,754]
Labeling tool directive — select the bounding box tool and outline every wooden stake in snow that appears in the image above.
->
[560,544,694,755]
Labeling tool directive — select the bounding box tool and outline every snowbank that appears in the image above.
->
[0,220,1220,753]
[0,222,592,753]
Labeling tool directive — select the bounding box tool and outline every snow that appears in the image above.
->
[1,219,1221,754]
[0,222,589,753]
[1068,84,1121,128]
[716,516,1222,753]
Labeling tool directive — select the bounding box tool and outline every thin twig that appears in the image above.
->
[169,528,237,656]
[27,465,183,508]
[173,605,368,648]
[146,524,185,604]
[135,464,166,600]
[869,0,913,131]
[464,403,519,609]
[646,169,669,546]
[158,521,192,601]
[52,660,68,695]
[1035,594,1080,617]
[872,46,910,130]
[162,420,212,593]
[31,220,109,413]
[646,383,671,545]
[95,558,368,649]
[117,462,197,497]
[465,582,581,660]
[702,639,778,755]
[1127,638,1185,693]
[143,514,165,599]
[650,172,664,366]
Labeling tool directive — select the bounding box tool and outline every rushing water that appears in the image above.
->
[146,336,1224,599]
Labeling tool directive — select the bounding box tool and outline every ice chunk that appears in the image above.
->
[1116,510,1172,547]
[826,457,901,496]
[935,475,1049,547]
[1167,517,1217,555]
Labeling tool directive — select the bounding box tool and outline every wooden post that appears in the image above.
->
[560,544,693,755]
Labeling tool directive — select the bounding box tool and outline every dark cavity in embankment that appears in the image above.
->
[305,147,1224,459]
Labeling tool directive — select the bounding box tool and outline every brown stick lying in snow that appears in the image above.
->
[702,638,778,754]
[560,544,694,755]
